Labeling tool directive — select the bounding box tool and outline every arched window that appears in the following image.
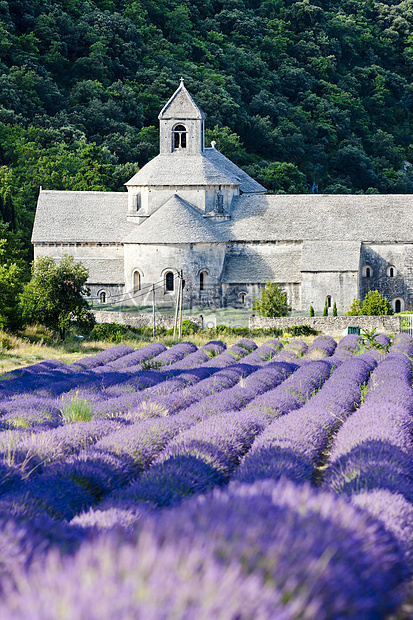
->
[326,295,332,308]
[363,264,372,278]
[133,271,141,293]
[239,292,247,305]
[392,297,404,313]
[99,291,106,304]
[173,124,187,150]
[200,270,207,291]
[165,271,174,292]
[387,265,396,277]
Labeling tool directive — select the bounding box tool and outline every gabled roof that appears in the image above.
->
[158,80,205,120]
[301,241,361,272]
[125,153,239,187]
[222,245,301,283]
[32,190,131,243]
[221,194,413,242]
[204,147,266,194]
[123,195,227,244]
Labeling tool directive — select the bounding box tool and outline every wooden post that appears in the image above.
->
[152,283,156,341]
[173,272,180,340]
[179,270,183,339]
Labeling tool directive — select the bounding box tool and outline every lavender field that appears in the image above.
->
[0,332,412,618]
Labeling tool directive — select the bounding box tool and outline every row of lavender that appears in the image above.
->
[0,333,411,617]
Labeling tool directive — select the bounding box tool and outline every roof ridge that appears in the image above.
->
[158,81,205,120]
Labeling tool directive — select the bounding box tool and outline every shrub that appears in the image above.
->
[252,282,291,317]
[309,305,315,317]
[289,325,318,337]
[346,291,393,316]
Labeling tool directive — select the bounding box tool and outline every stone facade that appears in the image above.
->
[249,315,401,338]
[93,311,203,331]
[31,82,413,315]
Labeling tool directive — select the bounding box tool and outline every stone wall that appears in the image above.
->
[360,244,412,311]
[249,315,401,337]
[93,310,203,330]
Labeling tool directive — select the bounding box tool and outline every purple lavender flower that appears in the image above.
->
[107,343,167,369]
[70,344,135,370]
[303,335,337,359]
[154,342,198,368]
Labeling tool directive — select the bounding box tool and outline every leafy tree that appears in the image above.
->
[252,281,291,317]
[21,255,95,339]
[360,290,393,316]
[263,162,306,194]
[205,125,248,163]
[0,242,24,331]
[346,290,393,316]
[346,298,363,316]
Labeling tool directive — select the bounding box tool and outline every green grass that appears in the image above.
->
[60,392,94,423]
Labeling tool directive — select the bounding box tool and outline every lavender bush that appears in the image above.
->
[0,479,406,619]
[0,336,411,618]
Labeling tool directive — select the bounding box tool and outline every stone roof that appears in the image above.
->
[158,81,205,120]
[221,194,413,242]
[204,147,266,194]
[125,153,242,187]
[301,241,361,272]
[32,190,131,243]
[222,246,301,283]
[123,195,227,244]
[80,259,125,284]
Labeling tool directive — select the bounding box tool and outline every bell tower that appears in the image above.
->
[158,78,205,155]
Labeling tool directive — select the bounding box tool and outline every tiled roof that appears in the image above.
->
[125,153,240,187]
[203,148,266,194]
[222,245,301,283]
[222,194,413,242]
[80,259,125,284]
[123,195,227,244]
[32,191,131,243]
[301,241,361,272]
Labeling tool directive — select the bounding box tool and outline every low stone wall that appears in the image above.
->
[249,315,401,337]
[93,311,203,331]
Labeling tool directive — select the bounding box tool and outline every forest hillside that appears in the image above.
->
[0,0,413,253]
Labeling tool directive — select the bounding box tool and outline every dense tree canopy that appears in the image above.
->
[0,0,412,255]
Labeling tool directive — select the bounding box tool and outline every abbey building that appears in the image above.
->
[32,80,413,314]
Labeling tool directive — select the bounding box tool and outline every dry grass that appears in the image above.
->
[0,326,123,375]
[0,325,320,375]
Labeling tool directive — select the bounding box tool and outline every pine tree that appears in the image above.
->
[332,301,337,316]
[309,305,315,317]
[323,298,328,316]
